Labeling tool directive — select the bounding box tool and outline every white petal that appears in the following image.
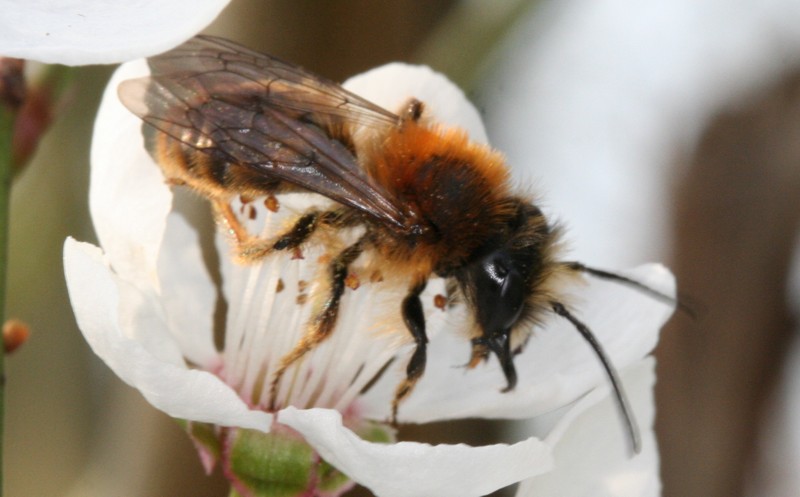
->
[215,195,450,412]
[156,213,219,369]
[0,0,228,65]
[361,264,674,423]
[278,407,553,497]
[516,358,660,497]
[64,238,272,431]
[90,60,172,290]
[343,63,488,144]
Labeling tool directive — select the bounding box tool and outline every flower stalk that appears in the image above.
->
[0,58,20,497]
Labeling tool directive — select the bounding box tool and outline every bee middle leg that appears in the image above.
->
[391,278,429,424]
[268,234,367,410]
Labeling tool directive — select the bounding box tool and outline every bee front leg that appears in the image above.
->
[391,278,429,424]
[268,235,366,410]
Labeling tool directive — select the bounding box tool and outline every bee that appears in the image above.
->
[119,35,677,453]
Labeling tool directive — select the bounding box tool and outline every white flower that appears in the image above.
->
[64,55,676,497]
[0,0,229,65]
[516,358,660,497]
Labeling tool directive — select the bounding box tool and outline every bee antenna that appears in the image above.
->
[563,261,700,319]
[550,301,642,455]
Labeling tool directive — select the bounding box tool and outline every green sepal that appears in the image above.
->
[226,428,314,497]
[316,459,350,494]
[357,421,395,444]
[189,421,223,463]
[175,418,223,473]
[316,421,394,493]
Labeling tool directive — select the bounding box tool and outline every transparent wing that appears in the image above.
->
[118,35,408,229]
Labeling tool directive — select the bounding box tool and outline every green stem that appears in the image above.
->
[0,90,12,497]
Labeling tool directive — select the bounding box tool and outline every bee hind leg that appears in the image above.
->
[213,199,257,253]
[214,201,345,263]
[240,210,321,261]
[391,278,429,425]
[268,235,366,410]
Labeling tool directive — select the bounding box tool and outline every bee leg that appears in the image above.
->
[403,98,424,122]
[467,340,490,368]
[268,235,366,410]
[254,209,349,259]
[211,198,298,261]
[243,210,321,260]
[391,278,429,425]
[212,199,254,248]
[214,201,345,262]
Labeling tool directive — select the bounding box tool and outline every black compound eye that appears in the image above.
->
[475,250,525,334]
[463,244,541,394]
[486,257,509,280]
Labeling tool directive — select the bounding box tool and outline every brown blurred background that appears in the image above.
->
[5,1,800,496]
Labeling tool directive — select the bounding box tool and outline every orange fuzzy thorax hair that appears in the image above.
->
[368,122,519,274]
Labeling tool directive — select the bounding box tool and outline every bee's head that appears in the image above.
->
[455,200,663,454]
[457,200,560,391]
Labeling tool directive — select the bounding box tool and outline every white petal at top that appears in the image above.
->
[0,0,229,65]
[343,62,489,144]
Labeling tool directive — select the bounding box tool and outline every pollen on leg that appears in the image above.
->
[265,194,280,212]
[345,273,360,290]
[467,342,489,369]
[238,195,255,216]
[296,280,309,305]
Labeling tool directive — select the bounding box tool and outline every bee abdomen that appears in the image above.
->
[149,128,282,199]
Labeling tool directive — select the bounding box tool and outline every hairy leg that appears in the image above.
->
[391,277,429,424]
[269,235,367,409]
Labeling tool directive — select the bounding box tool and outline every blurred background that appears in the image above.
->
[5,0,800,495]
